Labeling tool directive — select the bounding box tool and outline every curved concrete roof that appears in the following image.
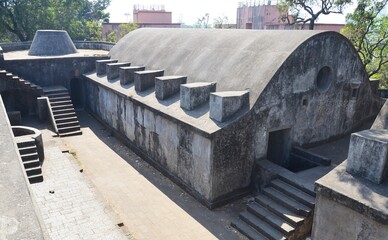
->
[109,28,326,104]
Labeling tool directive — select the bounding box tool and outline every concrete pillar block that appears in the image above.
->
[37,97,49,122]
[180,82,216,110]
[155,76,187,100]
[107,62,131,80]
[96,59,118,76]
[347,129,388,184]
[119,66,145,85]
[134,70,164,92]
[209,90,249,122]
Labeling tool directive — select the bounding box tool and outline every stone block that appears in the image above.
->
[134,70,164,92]
[155,76,187,100]
[119,66,145,85]
[209,90,249,122]
[6,111,21,125]
[107,62,131,80]
[96,59,118,76]
[180,82,216,110]
[347,129,388,184]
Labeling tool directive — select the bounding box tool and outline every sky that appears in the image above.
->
[106,0,357,25]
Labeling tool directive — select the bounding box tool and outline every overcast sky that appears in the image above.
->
[107,0,357,25]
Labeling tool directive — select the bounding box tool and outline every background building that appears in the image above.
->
[237,1,344,31]
[103,4,180,40]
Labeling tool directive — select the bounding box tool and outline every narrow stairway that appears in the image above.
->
[44,87,82,137]
[16,139,43,184]
[232,176,316,240]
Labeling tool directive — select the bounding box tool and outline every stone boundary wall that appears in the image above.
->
[0,96,45,239]
[0,41,114,53]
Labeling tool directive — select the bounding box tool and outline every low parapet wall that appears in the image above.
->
[0,41,114,53]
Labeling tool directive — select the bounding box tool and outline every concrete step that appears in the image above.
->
[28,173,44,184]
[17,139,36,148]
[49,96,71,102]
[231,219,269,240]
[26,166,42,176]
[55,116,78,123]
[20,152,39,161]
[46,92,69,98]
[18,146,37,155]
[23,159,41,169]
[51,104,74,110]
[263,188,311,217]
[57,121,80,128]
[58,130,82,137]
[247,202,295,236]
[255,195,304,227]
[58,125,81,134]
[54,112,77,119]
[270,179,315,208]
[278,175,316,197]
[50,100,72,106]
[52,108,75,114]
[240,211,286,240]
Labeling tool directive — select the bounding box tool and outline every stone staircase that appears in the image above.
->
[16,139,43,184]
[44,87,82,137]
[0,69,44,95]
[232,176,315,240]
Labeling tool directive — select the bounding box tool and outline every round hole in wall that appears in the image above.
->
[316,66,332,92]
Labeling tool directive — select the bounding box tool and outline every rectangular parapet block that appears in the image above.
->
[96,59,118,76]
[155,76,187,100]
[180,82,216,110]
[209,90,249,122]
[107,62,131,81]
[119,66,145,85]
[134,70,164,92]
[346,129,388,184]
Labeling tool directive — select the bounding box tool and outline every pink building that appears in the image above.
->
[133,4,180,28]
[237,1,344,31]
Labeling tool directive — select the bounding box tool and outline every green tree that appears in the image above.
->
[105,22,138,43]
[341,0,388,80]
[196,13,210,28]
[0,0,110,42]
[278,0,352,30]
[213,16,229,29]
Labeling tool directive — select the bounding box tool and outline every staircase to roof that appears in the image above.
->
[232,175,315,240]
[0,69,44,95]
[232,148,331,240]
[43,86,82,137]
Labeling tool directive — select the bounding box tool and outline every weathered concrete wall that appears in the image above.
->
[0,96,45,239]
[1,56,107,89]
[83,79,216,204]
[312,194,388,240]
[0,41,114,53]
[252,32,381,163]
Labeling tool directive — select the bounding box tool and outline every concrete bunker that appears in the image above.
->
[80,28,381,208]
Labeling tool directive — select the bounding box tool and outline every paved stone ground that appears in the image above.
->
[29,130,129,240]
[58,111,248,240]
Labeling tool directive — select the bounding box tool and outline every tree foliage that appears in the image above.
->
[341,0,388,81]
[278,0,351,29]
[106,22,137,43]
[0,0,110,42]
[196,13,210,28]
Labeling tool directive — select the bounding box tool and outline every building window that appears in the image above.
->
[316,66,332,92]
[302,98,308,106]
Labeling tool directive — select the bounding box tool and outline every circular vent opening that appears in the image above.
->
[316,66,332,92]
